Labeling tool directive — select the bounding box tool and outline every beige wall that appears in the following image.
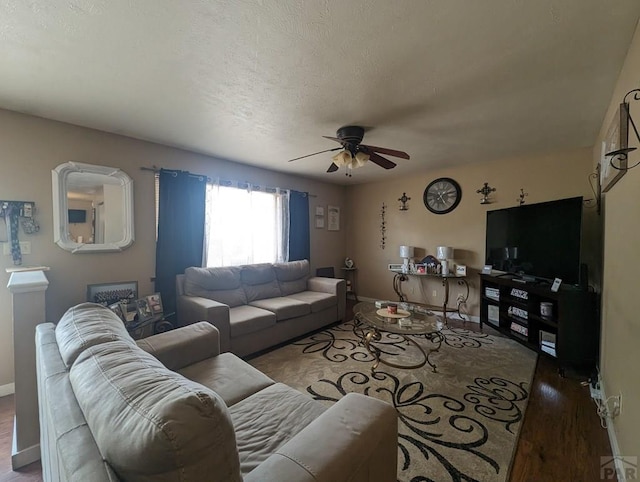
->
[345,148,596,314]
[594,20,640,459]
[0,109,347,387]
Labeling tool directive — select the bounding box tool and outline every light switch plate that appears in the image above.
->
[3,241,31,255]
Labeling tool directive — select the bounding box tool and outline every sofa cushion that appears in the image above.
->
[184,266,247,307]
[287,291,337,313]
[229,383,326,476]
[241,264,282,302]
[55,303,135,368]
[249,297,311,321]
[229,305,276,337]
[70,341,242,482]
[273,260,310,296]
[178,352,275,407]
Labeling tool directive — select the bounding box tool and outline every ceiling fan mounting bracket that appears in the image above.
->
[336,126,365,147]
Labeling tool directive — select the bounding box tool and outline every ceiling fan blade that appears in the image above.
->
[327,163,339,173]
[361,144,410,160]
[369,152,396,170]
[288,147,342,162]
[322,136,346,145]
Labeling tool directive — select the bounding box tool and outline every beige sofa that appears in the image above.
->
[36,303,397,482]
[176,260,346,356]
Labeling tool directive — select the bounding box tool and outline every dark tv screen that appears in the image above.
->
[485,197,583,284]
[68,209,87,224]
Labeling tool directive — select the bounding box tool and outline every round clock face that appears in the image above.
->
[423,178,462,214]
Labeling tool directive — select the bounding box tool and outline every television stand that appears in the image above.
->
[479,273,598,374]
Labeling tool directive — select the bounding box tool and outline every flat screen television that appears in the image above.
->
[68,209,87,223]
[485,196,583,285]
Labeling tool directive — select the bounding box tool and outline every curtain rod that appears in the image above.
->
[140,166,317,197]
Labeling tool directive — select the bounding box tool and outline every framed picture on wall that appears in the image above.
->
[315,206,325,229]
[600,102,629,193]
[327,205,340,231]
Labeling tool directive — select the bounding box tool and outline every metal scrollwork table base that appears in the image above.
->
[353,302,444,374]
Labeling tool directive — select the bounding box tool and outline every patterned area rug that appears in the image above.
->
[249,320,537,482]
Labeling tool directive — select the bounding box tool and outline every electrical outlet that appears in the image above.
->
[432,290,437,297]
[612,393,622,417]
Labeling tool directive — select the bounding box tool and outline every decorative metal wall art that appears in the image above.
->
[476,183,496,204]
[398,192,411,211]
[517,189,528,206]
[380,203,387,249]
[0,201,38,266]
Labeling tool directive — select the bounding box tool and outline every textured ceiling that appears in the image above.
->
[1,1,639,184]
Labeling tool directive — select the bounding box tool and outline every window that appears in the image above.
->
[204,182,289,267]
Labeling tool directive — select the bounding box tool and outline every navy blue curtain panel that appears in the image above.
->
[289,190,310,261]
[155,169,206,316]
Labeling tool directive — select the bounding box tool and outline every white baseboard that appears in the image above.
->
[11,434,40,469]
[356,295,377,302]
[354,296,480,323]
[0,383,15,397]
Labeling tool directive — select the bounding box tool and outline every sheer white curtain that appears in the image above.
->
[204,181,289,267]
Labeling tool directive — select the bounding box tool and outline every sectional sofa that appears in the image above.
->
[176,260,345,356]
[36,303,398,481]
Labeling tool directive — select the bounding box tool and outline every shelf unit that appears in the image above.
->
[479,274,598,373]
[340,267,359,301]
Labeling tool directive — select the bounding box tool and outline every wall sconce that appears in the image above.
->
[476,182,496,204]
[605,89,640,174]
[398,192,411,211]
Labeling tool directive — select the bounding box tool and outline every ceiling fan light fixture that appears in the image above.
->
[353,151,370,167]
[332,150,352,167]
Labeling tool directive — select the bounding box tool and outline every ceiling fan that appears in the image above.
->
[288,126,410,176]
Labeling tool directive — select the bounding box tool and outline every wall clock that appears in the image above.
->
[423,177,462,214]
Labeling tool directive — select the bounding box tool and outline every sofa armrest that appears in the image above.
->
[136,322,220,370]
[245,393,397,482]
[308,277,346,321]
[307,276,343,294]
[177,295,232,353]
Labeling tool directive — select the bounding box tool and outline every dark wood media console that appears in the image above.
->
[479,273,598,374]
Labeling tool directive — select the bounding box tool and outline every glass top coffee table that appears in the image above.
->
[354,301,444,373]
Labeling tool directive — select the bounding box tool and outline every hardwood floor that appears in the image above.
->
[439,318,613,481]
[0,304,612,481]
[346,301,614,482]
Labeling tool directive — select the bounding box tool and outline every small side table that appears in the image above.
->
[126,312,175,340]
[340,267,359,301]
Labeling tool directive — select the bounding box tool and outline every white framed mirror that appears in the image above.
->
[52,161,134,253]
